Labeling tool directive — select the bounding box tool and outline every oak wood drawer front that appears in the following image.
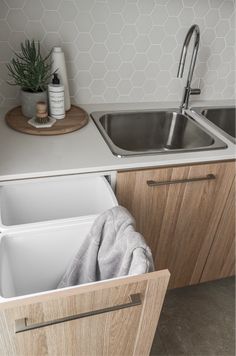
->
[0,270,169,356]
[116,161,235,289]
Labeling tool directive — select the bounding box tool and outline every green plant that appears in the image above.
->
[6,39,53,93]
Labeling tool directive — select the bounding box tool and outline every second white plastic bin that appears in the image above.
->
[0,175,117,229]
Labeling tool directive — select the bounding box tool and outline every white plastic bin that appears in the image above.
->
[0,176,117,228]
[0,218,95,299]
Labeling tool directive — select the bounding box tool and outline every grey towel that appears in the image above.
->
[57,206,154,288]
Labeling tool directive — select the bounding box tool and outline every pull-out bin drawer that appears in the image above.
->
[0,175,117,229]
[0,174,170,356]
[0,206,169,356]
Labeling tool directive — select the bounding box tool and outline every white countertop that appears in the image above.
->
[0,100,235,182]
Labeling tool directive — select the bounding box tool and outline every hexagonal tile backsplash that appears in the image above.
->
[0,0,235,106]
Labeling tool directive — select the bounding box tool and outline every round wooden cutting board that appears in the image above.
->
[5,105,89,136]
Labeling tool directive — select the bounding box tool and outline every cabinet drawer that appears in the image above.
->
[0,174,169,356]
[0,175,117,229]
[0,271,170,356]
[0,205,170,356]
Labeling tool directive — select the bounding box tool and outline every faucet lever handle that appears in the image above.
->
[190,88,201,95]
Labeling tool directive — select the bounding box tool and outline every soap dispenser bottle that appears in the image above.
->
[48,73,65,120]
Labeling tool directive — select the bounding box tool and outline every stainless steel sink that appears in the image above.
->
[91,110,227,157]
[192,107,235,144]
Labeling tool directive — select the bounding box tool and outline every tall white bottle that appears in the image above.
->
[51,47,71,111]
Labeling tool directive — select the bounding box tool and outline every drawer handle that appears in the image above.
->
[147,173,216,187]
[15,293,142,333]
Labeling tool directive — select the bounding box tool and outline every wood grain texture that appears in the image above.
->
[0,270,169,356]
[116,161,235,289]
[133,270,170,356]
[5,105,88,136]
[201,177,235,282]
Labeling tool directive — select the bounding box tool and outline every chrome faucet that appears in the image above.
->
[177,24,201,111]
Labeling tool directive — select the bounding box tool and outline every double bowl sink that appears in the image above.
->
[91,107,234,157]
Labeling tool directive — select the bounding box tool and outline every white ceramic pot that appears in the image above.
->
[21,90,47,118]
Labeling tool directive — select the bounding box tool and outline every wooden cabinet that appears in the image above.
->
[201,177,235,282]
[0,271,169,356]
[116,161,235,289]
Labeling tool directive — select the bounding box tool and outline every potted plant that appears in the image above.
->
[6,39,53,118]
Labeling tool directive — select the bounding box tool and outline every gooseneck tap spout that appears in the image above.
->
[177,24,201,111]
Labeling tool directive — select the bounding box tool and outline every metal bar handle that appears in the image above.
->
[147,173,216,187]
[15,293,142,334]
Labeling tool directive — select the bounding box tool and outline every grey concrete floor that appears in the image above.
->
[151,277,235,356]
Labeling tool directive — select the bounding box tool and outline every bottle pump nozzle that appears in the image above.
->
[52,72,60,84]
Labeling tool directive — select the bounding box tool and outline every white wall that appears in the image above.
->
[0,0,235,106]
